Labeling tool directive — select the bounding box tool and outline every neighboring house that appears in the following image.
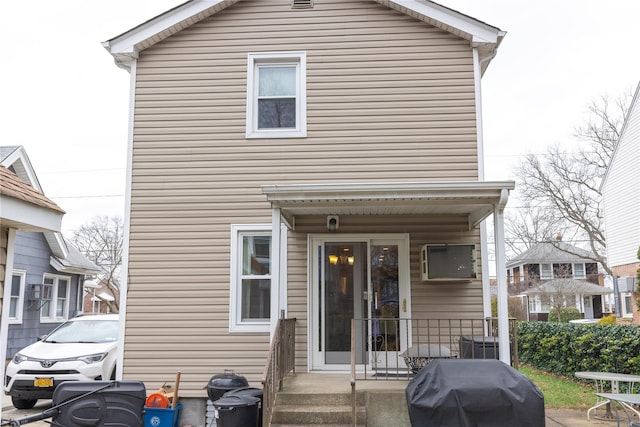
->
[83,279,119,314]
[601,81,640,322]
[506,241,610,321]
[103,0,513,423]
[1,146,101,358]
[0,163,64,421]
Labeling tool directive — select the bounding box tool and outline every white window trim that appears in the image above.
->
[229,224,287,333]
[246,52,307,139]
[40,274,71,323]
[540,263,552,280]
[622,292,634,318]
[573,262,586,279]
[9,270,26,324]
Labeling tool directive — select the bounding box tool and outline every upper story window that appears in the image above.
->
[573,263,586,279]
[9,271,26,324]
[246,52,307,139]
[41,274,70,322]
[540,263,552,280]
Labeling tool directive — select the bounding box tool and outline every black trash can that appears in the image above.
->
[224,387,264,427]
[460,335,499,359]
[214,394,260,427]
[207,370,249,402]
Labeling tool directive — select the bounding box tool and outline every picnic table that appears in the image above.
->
[575,372,640,421]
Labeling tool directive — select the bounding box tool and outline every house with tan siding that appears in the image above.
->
[104,0,514,424]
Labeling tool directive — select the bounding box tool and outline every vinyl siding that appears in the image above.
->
[0,226,7,320]
[126,0,480,396]
[603,88,640,267]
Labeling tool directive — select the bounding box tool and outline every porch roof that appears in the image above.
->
[261,181,515,229]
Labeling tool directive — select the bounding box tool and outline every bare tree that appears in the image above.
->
[512,90,632,276]
[504,207,570,256]
[69,216,124,312]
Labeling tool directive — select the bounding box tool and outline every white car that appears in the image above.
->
[4,313,119,409]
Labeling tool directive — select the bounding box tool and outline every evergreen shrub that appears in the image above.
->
[517,321,640,378]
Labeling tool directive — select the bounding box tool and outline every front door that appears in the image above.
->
[310,235,410,370]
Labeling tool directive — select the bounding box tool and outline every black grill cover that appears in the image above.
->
[406,359,544,427]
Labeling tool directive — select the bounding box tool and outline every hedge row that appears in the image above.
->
[517,321,640,378]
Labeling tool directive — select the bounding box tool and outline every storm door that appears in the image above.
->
[310,236,410,370]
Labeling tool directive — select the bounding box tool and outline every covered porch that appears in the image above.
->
[262,181,516,367]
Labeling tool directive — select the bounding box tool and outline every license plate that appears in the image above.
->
[34,377,53,388]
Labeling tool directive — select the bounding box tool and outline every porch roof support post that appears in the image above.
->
[270,207,282,338]
[493,190,511,365]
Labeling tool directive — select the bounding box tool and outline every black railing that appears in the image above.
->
[351,317,518,380]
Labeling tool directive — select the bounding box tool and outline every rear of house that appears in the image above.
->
[104,0,513,422]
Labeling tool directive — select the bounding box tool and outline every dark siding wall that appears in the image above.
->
[7,232,83,358]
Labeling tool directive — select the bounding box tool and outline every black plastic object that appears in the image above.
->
[214,394,260,427]
[406,359,545,427]
[52,381,146,427]
[207,370,249,401]
[224,387,264,427]
[460,335,500,359]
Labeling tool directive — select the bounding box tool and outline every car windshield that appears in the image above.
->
[44,319,118,343]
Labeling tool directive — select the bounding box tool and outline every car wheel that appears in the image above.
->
[12,397,38,409]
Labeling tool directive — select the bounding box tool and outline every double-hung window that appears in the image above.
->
[246,52,307,138]
[230,225,272,332]
[540,263,552,280]
[9,271,26,324]
[40,274,70,322]
[229,224,287,332]
[573,263,585,279]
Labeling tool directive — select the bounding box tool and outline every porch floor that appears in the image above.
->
[281,372,409,394]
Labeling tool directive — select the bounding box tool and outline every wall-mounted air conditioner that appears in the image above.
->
[420,244,477,281]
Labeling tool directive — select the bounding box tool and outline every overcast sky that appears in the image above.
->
[1,1,639,236]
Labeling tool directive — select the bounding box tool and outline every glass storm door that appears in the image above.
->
[311,236,410,370]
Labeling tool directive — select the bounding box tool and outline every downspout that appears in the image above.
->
[472,46,493,321]
[474,46,510,363]
[270,208,282,337]
[0,228,17,422]
[494,189,511,365]
[116,56,138,381]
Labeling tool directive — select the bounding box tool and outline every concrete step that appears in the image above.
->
[271,425,365,427]
[276,391,365,406]
[271,404,366,425]
[271,425,364,427]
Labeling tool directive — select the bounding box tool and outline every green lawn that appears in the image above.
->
[519,365,597,409]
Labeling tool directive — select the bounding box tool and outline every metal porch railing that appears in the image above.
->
[350,317,518,381]
[261,317,296,427]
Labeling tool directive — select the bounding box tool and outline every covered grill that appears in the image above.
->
[406,359,545,427]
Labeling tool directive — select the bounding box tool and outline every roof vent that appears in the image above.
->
[292,0,313,8]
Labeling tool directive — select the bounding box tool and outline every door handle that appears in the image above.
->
[402,299,407,313]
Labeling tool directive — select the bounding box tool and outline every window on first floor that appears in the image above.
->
[246,52,307,138]
[41,274,71,322]
[9,270,26,323]
[622,293,634,318]
[230,225,272,332]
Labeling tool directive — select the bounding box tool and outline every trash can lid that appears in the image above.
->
[213,394,260,408]
[223,387,263,399]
